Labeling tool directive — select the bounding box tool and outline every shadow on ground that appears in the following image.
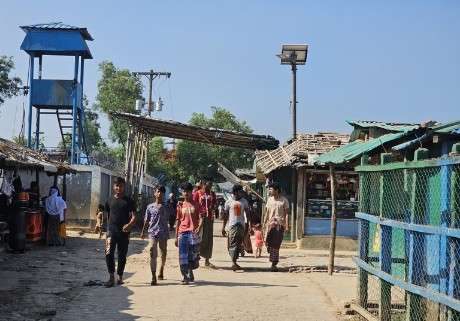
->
[0,233,147,321]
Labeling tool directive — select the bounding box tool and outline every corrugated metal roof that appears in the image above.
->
[347,120,419,133]
[315,132,406,165]
[20,22,93,40]
[392,120,460,151]
[431,120,460,135]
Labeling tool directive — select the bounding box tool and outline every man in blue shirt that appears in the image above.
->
[141,185,169,285]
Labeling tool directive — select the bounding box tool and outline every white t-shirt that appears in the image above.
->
[265,195,289,226]
[224,197,249,228]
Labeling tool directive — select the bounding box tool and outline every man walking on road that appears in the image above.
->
[264,182,289,272]
[222,184,250,271]
[195,181,217,268]
[176,182,202,284]
[104,177,136,287]
[141,185,169,286]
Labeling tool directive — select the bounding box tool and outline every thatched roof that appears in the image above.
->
[255,133,350,174]
[0,138,73,174]
[110,112,279,150]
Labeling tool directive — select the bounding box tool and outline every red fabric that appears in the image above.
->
[254,230,264,248]
[176,201,200,233]
[194,190,216,219]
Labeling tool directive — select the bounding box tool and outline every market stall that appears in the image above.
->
[0,138,73,252]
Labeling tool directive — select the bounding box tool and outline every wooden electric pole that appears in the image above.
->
[133,70,171,115]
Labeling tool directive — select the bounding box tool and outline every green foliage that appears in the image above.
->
[0,56,22,105]
[143,107,254,184]
[94,61,142,146]
[174,106,254,182]
[82,96,103,154]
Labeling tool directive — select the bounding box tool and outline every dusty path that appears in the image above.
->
[0,224,356,321]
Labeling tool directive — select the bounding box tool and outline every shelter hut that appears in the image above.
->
[332,121,460,319]
[0,138,73,249]
[255,132,353,247]
[315,119,460,275]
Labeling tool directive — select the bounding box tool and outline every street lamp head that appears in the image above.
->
[278,44,308,65]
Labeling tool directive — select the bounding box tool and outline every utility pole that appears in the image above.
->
[133,70,171,116]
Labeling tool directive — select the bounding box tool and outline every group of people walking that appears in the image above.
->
[102,177,289,287]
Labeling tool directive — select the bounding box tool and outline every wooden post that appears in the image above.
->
[379,153,393,321]
[358,154,370,309]
[328,165,337,275]
[296,167,306,242]
[291,167,298,242]
[124,127,133,181]
[406,148,429,321]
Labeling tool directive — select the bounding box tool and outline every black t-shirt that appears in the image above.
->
[105,196,135,235]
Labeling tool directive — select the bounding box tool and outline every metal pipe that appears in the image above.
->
[35,109,40,150]
[71,56,79,164]
[27,55,34,148]
[78,58,85,159]
[38,56,42,79]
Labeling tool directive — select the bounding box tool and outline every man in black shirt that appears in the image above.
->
[105,177,136,287]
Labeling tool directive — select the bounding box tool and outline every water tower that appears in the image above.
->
[20,22,93,164]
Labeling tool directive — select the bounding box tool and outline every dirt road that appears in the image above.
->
[0,226,356,321]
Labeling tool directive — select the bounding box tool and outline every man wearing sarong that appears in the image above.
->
[194,181,217,267]
[175,182,202,284]
[240,186,253,257]
[141,185,169,286]
[222,184,250,271]
[263,182,289,272]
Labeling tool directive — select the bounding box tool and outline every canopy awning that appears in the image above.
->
[110,112,279,150]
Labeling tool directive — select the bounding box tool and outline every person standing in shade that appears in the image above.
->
[166,193,177,231]
[104,177,136,287]
[175,182,202,284]
[141,185,169,286]
[263,182,289,272]
[194,181,217,268]
[222,184,249,271]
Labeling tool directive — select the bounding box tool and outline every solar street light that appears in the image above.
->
[277,44,308,139]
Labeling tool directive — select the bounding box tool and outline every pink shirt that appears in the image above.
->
[254,230,264,247]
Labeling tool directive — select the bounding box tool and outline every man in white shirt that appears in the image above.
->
[263,182,289,272]
[222,184,249,271]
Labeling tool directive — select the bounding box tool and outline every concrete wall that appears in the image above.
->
[66,165,121,228]
[66,166,157,229]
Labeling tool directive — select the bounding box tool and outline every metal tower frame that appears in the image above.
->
[20,22,93,164]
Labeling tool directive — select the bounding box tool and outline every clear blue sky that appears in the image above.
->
[0,0,459,147]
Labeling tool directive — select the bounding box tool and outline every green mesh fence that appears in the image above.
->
[356,157,460,321]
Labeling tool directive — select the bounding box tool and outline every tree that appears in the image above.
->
[0,56,22,106]
[93,61,142,146]
[174,107,255,182]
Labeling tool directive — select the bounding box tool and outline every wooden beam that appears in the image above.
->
[350,303,378,321]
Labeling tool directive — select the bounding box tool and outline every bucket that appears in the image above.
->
[17,192,29,202]
[26,211,42,242]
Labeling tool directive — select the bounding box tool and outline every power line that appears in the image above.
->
[133,70,171,116]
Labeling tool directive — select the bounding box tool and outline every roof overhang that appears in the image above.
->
[110,112,279,150]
